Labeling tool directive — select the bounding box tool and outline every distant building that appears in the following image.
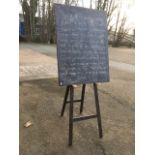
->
[19,14,25,36]
[19,13,43,38]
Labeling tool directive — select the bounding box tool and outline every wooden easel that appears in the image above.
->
[60,83,103,146]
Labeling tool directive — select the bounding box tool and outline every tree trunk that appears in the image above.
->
[90,0,92,9]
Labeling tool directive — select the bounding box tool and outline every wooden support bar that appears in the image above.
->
[73,114,97,122]
[80,84,86,113]
[68,85,74,146]
[60,86,69,116]
[93,83,103,138]
[66,99,81,104]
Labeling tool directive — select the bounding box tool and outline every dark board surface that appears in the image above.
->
[54,4,109,86]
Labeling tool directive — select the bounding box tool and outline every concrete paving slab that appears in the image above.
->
[110,60,134,73]
[108,46,135,65]
[19,49,58,81]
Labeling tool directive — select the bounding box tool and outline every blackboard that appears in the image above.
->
[54,4,109,86]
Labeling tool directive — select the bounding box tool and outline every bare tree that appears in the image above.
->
[90,0,92,9]
[47,0,52,43]
[98,0,117,33]
[71,0,79,6]
[96,0,132,46]
[112,9,120,44]
[95,0,117,32]
[81,0,84,7]
[65,0,70,5]
[30,0,39,39]
[41,0,46,42]
[97,0,102,10]
[106,0,117,32]
[20,0,119,44]
[20,0,39,41]
[112,14,131,47]
[21,0,31,40]
[65,0,79,6]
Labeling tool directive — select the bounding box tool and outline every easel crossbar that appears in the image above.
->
[73,114,97,122]
[66,99,81,103]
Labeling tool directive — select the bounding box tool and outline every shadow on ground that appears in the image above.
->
[20,71,134,155]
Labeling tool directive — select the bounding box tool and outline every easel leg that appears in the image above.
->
[61,86,69,116]
[93,83,103,138]
[80,84,86,113]
[69,85,74,146]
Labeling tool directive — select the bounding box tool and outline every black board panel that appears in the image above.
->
[54,4,109,86]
